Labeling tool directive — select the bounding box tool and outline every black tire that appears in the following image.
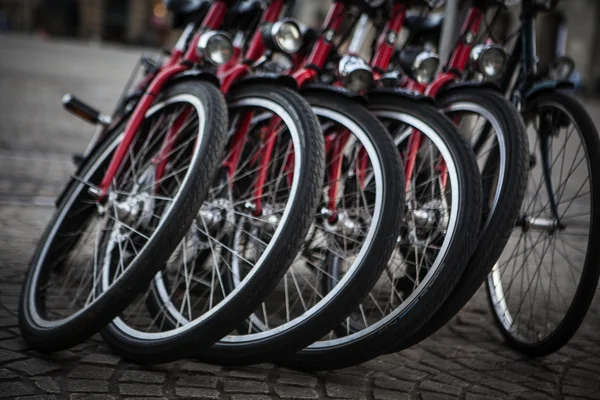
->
[387,88,529,352]
[189,92,406,365]
[486,91,600,356]
[19,81,228,351]
[280,94,482,370]
[99,85,326,363]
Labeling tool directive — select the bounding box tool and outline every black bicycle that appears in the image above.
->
[485,0,600,356]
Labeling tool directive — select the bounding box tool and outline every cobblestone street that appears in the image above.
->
[1,35,600,400]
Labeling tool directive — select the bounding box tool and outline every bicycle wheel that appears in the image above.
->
[182,92,405,365]
[486,91,600,356]
[99,85,326,363]
[281,93,482,370]
[123,91,405,365]
[19,81,228,351]
[388,88,529,351]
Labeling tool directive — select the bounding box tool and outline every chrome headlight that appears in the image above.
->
[270,18,303,54]
[412,51,440,84]
[338,55,373,93]
[197,31,233,66]
[470,44,507,78]
[549,56,575,80]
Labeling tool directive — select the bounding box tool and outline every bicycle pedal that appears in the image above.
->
[62,94,111,126]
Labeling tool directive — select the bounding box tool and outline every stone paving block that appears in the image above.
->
[0,331,13,341]
[176,374,218,388]
[562,384,600,398]
[477,376,528,395]
[179,362,222,375]
[0,338,28,351]
[325,383,364,399]
[564,367,600,382]
[119,370,166,384]
[452,357,495,372]
[326,374,367,387]
[174,387,219,399]
[523,380,560,395]
[419,391,458,400]
[400,361,439,376]
[33,377,60,393]
[419,380,462,397]
[229,395,274,400]
[81,354,120,366]
[68,365,114,380]
[273,385,318,399]
[69,395,116,400]
[574,361,600,374]
[373,377,414,392]
[7,359,61,376]
[276,373,318,388]
[485,368,532,384]
[0,382,36,398]
[430,373,470,389]
[14,395,57,400]
[518,390,556,400]
[228,368,269,381]
[67,379,109,393]
[119,383,163,397]
[332,366,371,377]
[372,389,410,400]
[223,380,269,394]
[50,351,78,361]
[0,349,25,363]
[0,317,18,328]
[126,398,168,400]
[0,368,17,380]
[465,394,503,400]
[387,367,429,382]
[469,384,505,398]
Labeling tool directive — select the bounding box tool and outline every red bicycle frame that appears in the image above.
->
[95,1,230,199]
[366,3,450,191]
[425,6,483,97]
[218,0,289,216]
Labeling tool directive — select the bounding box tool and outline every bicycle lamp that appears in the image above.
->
[549,56,575,80]
[338,55,374,93]
[197,31,233,66]
[470,44,507,78]
[264,18,303,54]
[413,51,440,84]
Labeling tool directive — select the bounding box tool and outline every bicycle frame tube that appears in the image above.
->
[367,5,451,191]
[220,0,286,93]
[96,1,228,199]
[292,1,346,87]
[371,3,406,76]
[219,0,289,215]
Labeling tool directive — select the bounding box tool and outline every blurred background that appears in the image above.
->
[0,0,599,95]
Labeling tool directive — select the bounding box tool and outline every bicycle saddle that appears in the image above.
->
[164,0,210,28]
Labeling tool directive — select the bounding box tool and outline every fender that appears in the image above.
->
[524,80,575,99]
[56,70,221,208]
[367,87,435,105]
[301,83,367,105]
[436,80,502,97]
[166,69,221,89]
[230,72,298,92]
